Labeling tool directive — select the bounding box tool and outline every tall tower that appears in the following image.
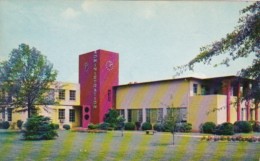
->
[79,50,119,128]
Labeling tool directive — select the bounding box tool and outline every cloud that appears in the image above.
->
[61,8,80,20]
[81,0,104,13]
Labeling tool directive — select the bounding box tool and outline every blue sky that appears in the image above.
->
[0,1,254,84]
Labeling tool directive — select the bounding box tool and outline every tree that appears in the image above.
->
[117,115,125,137]
[174,2,259,102]
[0,44,57,118]
[104,109,120,128]
[163,108,180,145]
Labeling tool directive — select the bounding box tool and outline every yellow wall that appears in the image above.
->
[116,80,190,109]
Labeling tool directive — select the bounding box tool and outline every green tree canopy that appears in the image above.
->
[174,2,259,102]
[0,44,57,117]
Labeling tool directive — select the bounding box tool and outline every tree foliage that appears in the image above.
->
[0,44,57,117]
[174,2,260,102]
[104,109,120,128]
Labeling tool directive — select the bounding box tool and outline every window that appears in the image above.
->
[69,109,75,122]
[119,109,125,118]
[58,109,65,119]
[127,109,132,122]
[69,90,76,101]
[108,90,111,102]
[137,109,143,122]
[157,108,163,122]
[59,90,65,100]
[193,84,198,94]
[146,109,150,123]
[7,108,12,121]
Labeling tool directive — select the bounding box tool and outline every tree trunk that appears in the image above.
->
[172,132,175,145]
[121,128,124,137]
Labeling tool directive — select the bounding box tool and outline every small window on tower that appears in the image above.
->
[108,90,111,102]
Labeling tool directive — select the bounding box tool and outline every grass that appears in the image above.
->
[0,130,260,161]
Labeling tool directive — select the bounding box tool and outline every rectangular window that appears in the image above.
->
[157,108,163,122]
[119,109,125,118]
[7,108,12,121]
[69,109,75,122]
[137,109,143,122]
[193,84,198,94]
[59,89,65,100]
[146,109,150,123]
[127,109,132,122]
[69,90,76,101]
[108,90,111,102]
[58,109,65,119]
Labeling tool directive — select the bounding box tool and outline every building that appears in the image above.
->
[0,49,259,131]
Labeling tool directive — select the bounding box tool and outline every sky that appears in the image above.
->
[0,1,255,85]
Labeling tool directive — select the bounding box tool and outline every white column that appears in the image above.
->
[163,107,167,117]
[124,109,128,122]
[142,108,146,123]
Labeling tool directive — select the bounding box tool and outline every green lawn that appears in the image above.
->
[0,130,260,161]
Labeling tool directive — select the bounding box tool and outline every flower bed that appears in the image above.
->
[201,135,260,142]
[71,128,107,133]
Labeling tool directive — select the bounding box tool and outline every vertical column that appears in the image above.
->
[245,101,250,121]
[142,108,146,123]
[237,82,241,121]
[226,80,231,122]
[124,109,128,122]
[255,102,259,121]
[163,107,167,117]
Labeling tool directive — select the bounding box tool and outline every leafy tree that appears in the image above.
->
[104,109,120,128]
[174,2,259,102]
[163,108,180,145]
[0,44,57,118]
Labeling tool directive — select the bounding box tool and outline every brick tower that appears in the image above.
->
[79,50,119,128]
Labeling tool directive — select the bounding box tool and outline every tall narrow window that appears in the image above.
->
[59,90,65,100]
[69,109,75,122]
[127,109,132,122]
[146,109,150,123]
[69,90,76,101]
[108,90,111,102]
[7,108,12,121]
[58,109,65,119]
[138,109,143,122]
[157,108,163,122]
[193,84,198,95]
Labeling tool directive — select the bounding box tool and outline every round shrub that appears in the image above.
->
[176,123,192,133]
[99,122,110,130]
[201,122,216,134]
[153,123,165,132]
[234,121,252,133]
[124,122,135,130]
[53,124,59,130]
[141,122,152,131]
[215,122,234,135]
[63,124,70,130]
[2,121,10,129]
[88,123,99,129]
[23,115,58,140]
[17,120,24,130]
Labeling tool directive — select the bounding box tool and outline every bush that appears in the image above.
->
[17,120,23,130]
[215,122,234,135]
[175,123,192,132]
[2,121,10,129]
[201,122,216,134]
[63,124,70,130]
[234,121,252,133]
[141,122,152,131]
[23,115,58,140]
[88,123,99,129]
[153,123,165,132]
[53,124,59,130]
[124,122,135,130]
[250,121,260,132]
[99,122,110,130]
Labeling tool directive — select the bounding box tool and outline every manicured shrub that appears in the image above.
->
[153,123,165,132]
[23,115,58,140]
[88,123,99,129]
[2,121,10,129]
[124,122,135,130]
[141,122,152,131]
[177,123,192,132]
[250,121,260,132]
[99,122,110,130]
[63,124,70,130]
[201,122,216,134]
[234,121,252,133]
[215,122,234,135]
[17,120,23,130]
[53,124,59,130]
